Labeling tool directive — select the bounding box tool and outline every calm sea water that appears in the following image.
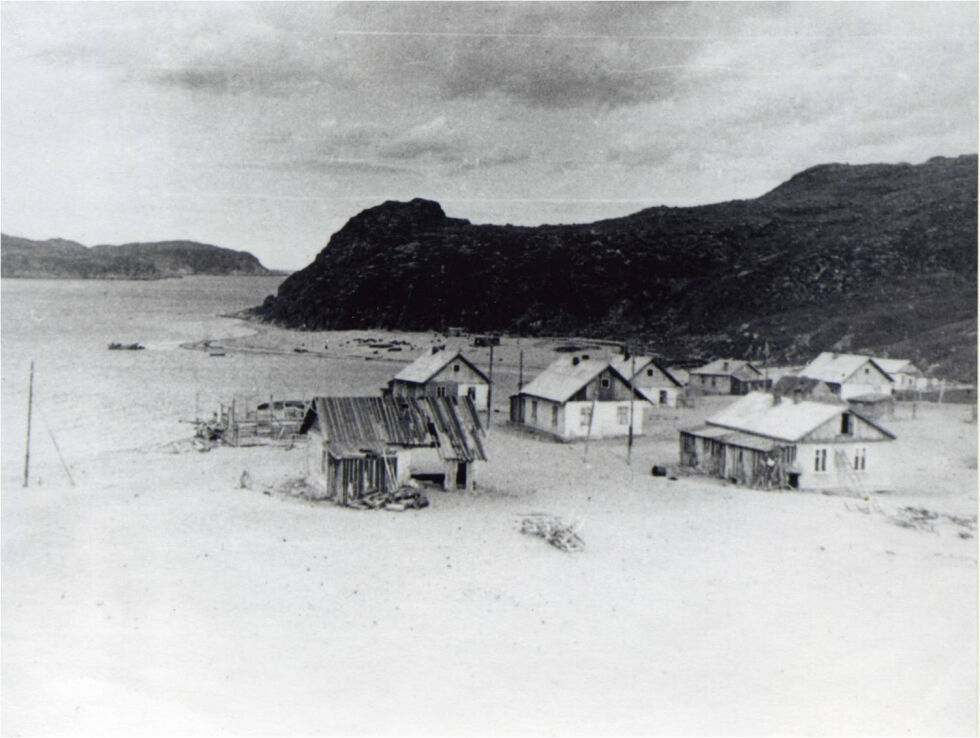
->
[0,276,328,485]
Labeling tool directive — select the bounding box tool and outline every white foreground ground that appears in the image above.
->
[3,325,976,736]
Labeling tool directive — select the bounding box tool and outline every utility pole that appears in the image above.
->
[486,342,494,429]
[23,360,34,488]
[518,349,524,391]
[627,352,636,466]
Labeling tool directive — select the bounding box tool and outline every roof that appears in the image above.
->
[799,352,893,384]
[772,375,841,398]
[609,355,682,387]
[689,358,761,378]
[300,396,486,462]
[706,391,852,442]
[517,357,612,403]
[392,349,489,385]
[681,425,780,452]
[872,358,921,376]
[847,393,895,403]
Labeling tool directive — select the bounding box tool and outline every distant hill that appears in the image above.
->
[1,235,272,279]
[251,154,977,381]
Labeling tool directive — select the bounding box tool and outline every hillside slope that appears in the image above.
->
[1,235,271,279]
[251,155,977,380]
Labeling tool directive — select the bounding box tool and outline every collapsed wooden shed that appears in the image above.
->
[299,395,486,504]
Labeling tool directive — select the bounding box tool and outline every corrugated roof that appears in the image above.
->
[682,425,779,452]
[690,358,760,378]
[517,357,611,403]
[392,349,489,384]
[300,395,486,462]
[800,352,893,384]
[609,355,682,387]
[706,391,847,442]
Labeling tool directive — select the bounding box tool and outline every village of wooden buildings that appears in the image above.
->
[195,332,968,503]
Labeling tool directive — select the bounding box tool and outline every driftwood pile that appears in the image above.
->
[348,485,429,512]
[520,514,585,553]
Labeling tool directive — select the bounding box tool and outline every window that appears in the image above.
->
[453,363,461,373]
[647,368,654,377]
[814,448,827,472]
[601,377,610,389]
[711,377,717,387]
[467,387,476,401]
[854,448,867,470]
[531,400,538,422]
[659,390,668,405]
[551,406,558,427]
[617,406,629,425]
[840,414,853,435]
[436,386,448,397]
[580,406,592,428]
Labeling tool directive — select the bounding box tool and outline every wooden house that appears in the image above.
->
[771,375,842,405]
[609,354,684,407]
[798,352,895,400]
[688,359,769,395]
[680,391,895,491]
[509,356,654,441]
[872,358,928,392]
[299,395,487,503]
[387,348,490,407]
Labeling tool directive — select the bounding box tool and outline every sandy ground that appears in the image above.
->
[3,321,977,736]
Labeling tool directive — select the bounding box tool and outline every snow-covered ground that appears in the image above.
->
[2,279,976,735]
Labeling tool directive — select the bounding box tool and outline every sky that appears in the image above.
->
[2,2,977,270]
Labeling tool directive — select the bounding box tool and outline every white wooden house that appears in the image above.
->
[509,356,653,441]
[609,354,684,407]
[680,391,895,491]
[872,358,928,392]
[387,348,490,407]
[798,352,895,399]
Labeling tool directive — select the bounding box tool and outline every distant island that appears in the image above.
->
[1,234,276,279]
[250,154,978,382]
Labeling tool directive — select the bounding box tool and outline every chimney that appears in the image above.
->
[582,354,590,360]
[723,360,729,371]
[572,356,580,366]
[431,346,438,355]
[793,388,802,404]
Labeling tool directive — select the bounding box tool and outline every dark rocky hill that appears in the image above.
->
[251,155,978,381]
[1,235,271,279]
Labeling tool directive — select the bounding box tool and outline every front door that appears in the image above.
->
[456,462,467,489]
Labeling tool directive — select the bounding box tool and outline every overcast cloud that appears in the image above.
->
[2,2,976,269]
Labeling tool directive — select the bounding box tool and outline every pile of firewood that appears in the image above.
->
[349,485,429,511]
[520,514,584,553]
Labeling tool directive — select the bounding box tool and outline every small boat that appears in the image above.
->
[108,342,145,351]
[209,352,226,357]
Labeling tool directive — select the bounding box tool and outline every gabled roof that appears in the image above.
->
[872,358,921,376]
[517,357,644,404]
[300,395,486,461]
[518,357,610,403]
[690,358,761,378]
[705,391,895,442]
[609,355,682,387]
[392,349,489,385]
[799,352,893,384]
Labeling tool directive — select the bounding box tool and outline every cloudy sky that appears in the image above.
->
[2,2,976,269]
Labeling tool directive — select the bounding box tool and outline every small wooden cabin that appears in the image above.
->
[387,348,490,407]
[680,391,896,492]
[299,396,487,503]
[688,359,769,395]
[509,356,653,441]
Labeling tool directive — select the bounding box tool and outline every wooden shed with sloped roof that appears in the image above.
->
[299,395,486,502]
